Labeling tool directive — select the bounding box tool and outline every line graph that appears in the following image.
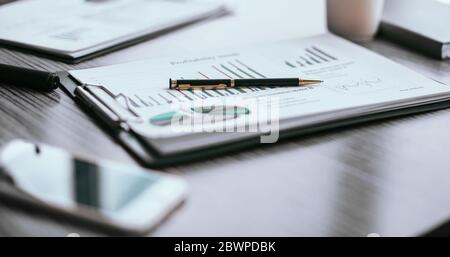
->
[326,77,388,94]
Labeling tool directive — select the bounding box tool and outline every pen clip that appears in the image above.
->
[75,84,142,127]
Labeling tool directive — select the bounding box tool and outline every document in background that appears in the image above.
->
[0,0,226,61]
[98,0,327,63]
[69,33,450,142]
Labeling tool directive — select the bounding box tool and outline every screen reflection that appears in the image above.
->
[0,142,158,212]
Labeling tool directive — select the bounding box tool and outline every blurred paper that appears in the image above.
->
[0,0,226,59]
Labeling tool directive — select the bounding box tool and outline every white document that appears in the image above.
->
[69,33,450,142]
[0,0,225,58]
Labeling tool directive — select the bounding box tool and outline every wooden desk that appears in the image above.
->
[1,1,450,236]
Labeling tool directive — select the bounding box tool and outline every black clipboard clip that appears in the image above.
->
[74,84,143,131]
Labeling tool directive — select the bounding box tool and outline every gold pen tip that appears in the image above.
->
[299,79,323,86]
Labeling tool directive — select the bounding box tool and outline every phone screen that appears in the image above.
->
[0,142,161,213]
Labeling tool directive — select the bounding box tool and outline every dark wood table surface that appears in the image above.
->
[1,0,450,237]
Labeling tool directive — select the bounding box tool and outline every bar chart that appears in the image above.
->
[125,58,278,109]
[284,46,338,68]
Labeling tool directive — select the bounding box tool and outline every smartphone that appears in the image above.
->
[0,140,187,235]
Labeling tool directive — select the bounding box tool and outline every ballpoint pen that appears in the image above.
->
[169,78,323,90]
[0,63,60,92]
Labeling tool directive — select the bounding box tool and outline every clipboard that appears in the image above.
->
[0,10,228,64]
[0,1,229,64]
[58,71,450,168]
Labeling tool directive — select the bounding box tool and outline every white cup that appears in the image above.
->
[327,0,385,42]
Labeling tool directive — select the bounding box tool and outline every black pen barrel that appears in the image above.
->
[173,79,231,87]
[234,78,298,87]
[0,63,59,92]
[169,78,322,89]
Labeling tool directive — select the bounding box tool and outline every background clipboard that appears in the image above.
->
[0,1,229,64]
